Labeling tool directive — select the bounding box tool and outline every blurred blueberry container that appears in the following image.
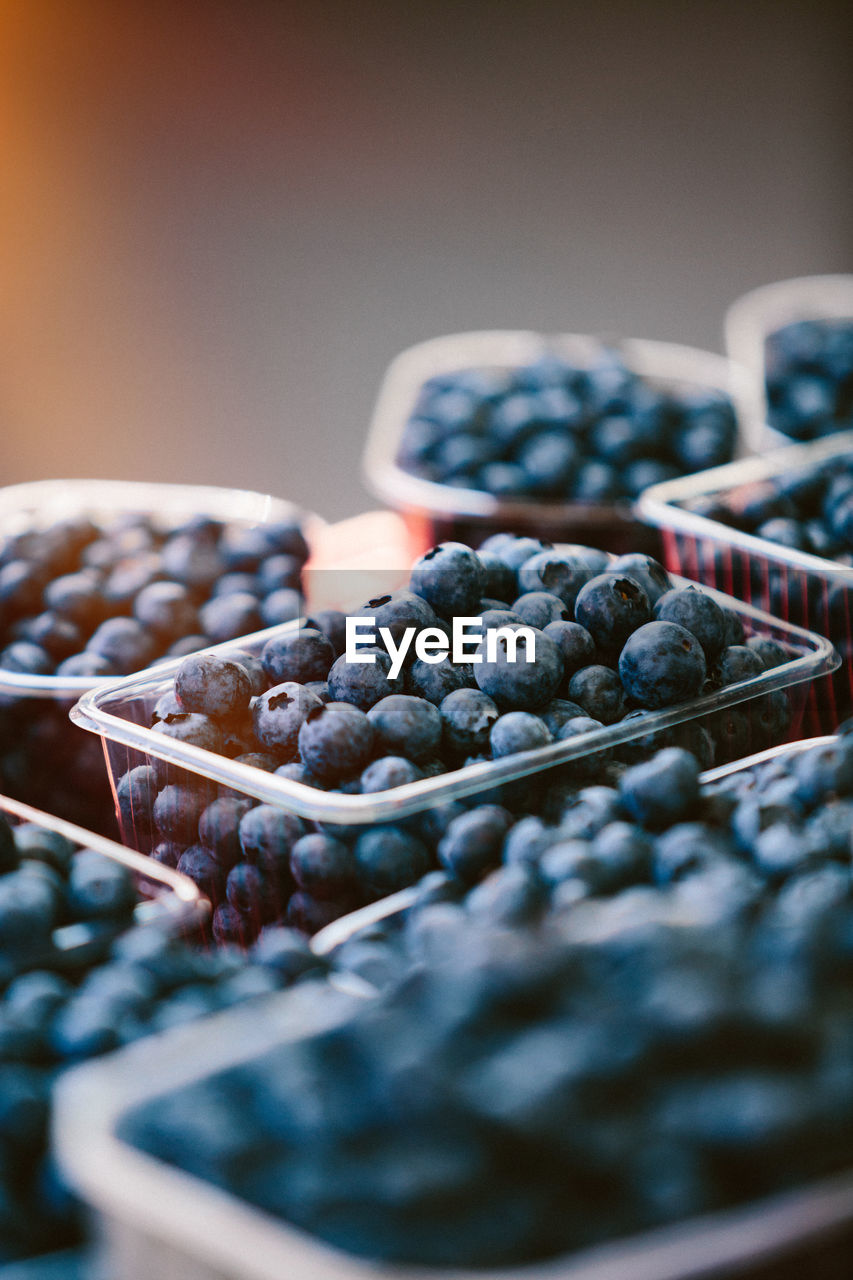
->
[54,802,853,1280]
[0,480,318,835]
[363,330,753,556]
[69,586,836,946]
[725,274,853,451]
[635,431,853,734]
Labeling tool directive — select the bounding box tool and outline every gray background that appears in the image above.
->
[0,0,850,521]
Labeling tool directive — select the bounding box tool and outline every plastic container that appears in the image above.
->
[0,790,206,974]
[635,432,853,734]
[68,577,837,943]
[724,274,853,452]
[52,732,853,1280]
[0,479,317,835]
[362,330,755,556]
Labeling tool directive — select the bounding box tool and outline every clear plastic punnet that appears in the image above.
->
[724,274,853,452]
[635,431,853,734]
[0,479,318,835]
[68,565,838,943]
[362,330,755,556]
[0,790,206,971]
[53,740,853,1280]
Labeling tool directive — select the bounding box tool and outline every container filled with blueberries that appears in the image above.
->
[636,430,853,732]
[725,274,853,451]
[69,533,837,950]
[362,330,750,555]
[54,732,853,1280]
[0,480,315,835]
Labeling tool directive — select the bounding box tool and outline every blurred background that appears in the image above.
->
[0,0,850,521]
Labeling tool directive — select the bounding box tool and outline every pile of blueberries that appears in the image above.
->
[396,345,738,502]
[0,507,309,831]
[0,838,328,1268]
[119,535,794,945]
[122,735,853,1268]
[765,318,853,440]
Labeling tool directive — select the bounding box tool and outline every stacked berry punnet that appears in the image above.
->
[0,506,310,831]
[765,317,853,441]
[396,345,737,502]
[0,912,330,1266]
[122,736,853,1269]
[119,535,797,943]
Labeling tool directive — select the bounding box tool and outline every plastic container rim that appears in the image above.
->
[634,428,853,582]
[0,478,319,700]
[362,329,755,523]
[69,578,839,826]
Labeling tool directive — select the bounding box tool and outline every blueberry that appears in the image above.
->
[328,649,405,710]
[512,592,569,628]
[410,543,484,618]
[367,695,442,762]
[437,805,513,884]
[716,645,765,686]
[176,844,229,901]
[298,702,375,782]
[252,682,324,757]
[541,621,596,678]
[574,574,652,657]
[175,654,253,718]
[539,698,586,735]
[68,849,137,919]
[474,628,563,711]
[251,925,326,981]
[618,621,706,709]
[261,589,304,627]
[153,783,214,844]
[653,586,728,663]
[198,797,254,867]
[85,616,157,674]
[619,748,700,829]
[440,688,499,759]
[238,805,305,879]
[290,833,357,899]
[16,611,83,661]
[0,641,54,675]
[490,711,552,758]
[359,756,423,792]
[212,902,259,947]
[407,656,474,704]
[360,590,442,643]
[260,628,335,686]
[517,551,595,611]
[567,665,626,725]
[354,826,432,895]
[466,863,546,925]
[150,712,225,771]
[116,765,158,839]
